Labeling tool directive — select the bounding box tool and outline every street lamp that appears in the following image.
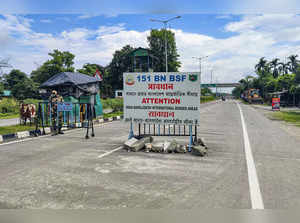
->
[150,16,181,73]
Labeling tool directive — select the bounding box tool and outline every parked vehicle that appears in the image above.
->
[242,89,263,104]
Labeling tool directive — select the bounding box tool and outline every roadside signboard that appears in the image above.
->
[123,72,201,126]
[272,98,280,111]
[57,102,73,112]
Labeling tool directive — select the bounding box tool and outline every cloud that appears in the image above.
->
[2,13,300,88]
[40,19,52,23]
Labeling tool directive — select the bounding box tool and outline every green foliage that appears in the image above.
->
[0,98,19,113]
[31,49,75,84]
[201,87,212,95]
[147,29,181,72]
[272,111,300,126]
[234,54,300,106]
[101,98,123,112]
[0,125,36,135]
[3,69,39,100]
[200,96,215,103]
[106,45,135,97]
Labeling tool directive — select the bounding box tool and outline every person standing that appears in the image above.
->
[49,90,64,135]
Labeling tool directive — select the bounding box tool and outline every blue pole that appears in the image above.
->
[189,125,193,152]
[158,124,160,136]
[63,111,66,126]
[49,103,52,126]
[56,106,59,130]
[128,121,134,139]
[42,103,45,125]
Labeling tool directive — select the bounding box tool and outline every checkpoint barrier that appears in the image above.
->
[35,102,95,139]
[136,123,197,138]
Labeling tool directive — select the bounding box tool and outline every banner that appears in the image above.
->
[57,102,73,112]
[123,72,201,126]
[272,98,280,111]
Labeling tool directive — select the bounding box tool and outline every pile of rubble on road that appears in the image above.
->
[123,136,208,156]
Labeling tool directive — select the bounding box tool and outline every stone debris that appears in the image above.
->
[151,142,164,153]
[145,143,152,153]
[124,137,145,152]
[175,144,187,153]
[191,145,207,156]
[123,137,207,156]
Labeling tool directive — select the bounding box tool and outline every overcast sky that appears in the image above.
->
[1,1,300,86]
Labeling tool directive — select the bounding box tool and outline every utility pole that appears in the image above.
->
[150,16,181,72]
[193,56,208,98]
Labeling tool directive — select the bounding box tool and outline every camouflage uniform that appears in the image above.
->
[49,90,64,135]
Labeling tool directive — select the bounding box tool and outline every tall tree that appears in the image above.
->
[279,62,290,75]
[147,29,181,72]
[255,57,268,76]
[287,55,299,73]
[270,58,280,78]
[3,69,38,100]
[31,49,75,84]
[106,45,135,97]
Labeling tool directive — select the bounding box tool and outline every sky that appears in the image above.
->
[1,1,300,91]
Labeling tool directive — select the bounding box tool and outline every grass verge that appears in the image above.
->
[0,124,36,135]
[200,96,216,104]
[103,111,123,119]
[271,111,300,126]
[0,113,19,119]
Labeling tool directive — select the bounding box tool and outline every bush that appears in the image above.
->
[102,98,123,112]
[0,98,19,114]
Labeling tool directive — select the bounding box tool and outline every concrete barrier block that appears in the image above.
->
[99,119,104,123]
[116,116,121,120]
[191,145,207,156]
[0,135,3,143]
[17,131,30,139]
[124,137,145,152]
[75,123,82,128]
[44,127,51,134]
[108,117,113,122]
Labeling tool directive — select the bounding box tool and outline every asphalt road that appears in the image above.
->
[0,118,19,127]
[0,100,300,209]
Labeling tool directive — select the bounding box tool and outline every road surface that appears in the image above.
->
[0,118,19,127]
[0,100,300,209]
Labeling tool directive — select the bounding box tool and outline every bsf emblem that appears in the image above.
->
[189,74,198,82]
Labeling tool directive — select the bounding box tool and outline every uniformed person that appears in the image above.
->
[49,90,64,135]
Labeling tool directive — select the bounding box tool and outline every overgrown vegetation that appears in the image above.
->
[201,96,215,103]
[102,98,123,112]
[271,111,300,126]
[0,125,36,135]
[233,55,300,106]
[0,98,19,114]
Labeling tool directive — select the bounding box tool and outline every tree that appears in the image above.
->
[3,69,38,100]
[255,57,268,76]
[279,62,290,75]
[147,29,181,72]
[31,49,75,84]
[270,58,280,78]
[287,55,299,73]
[106,45,135,97]
[77,63,112,98]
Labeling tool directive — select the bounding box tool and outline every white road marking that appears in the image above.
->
[237,102,264,209]
[98,146,123,159]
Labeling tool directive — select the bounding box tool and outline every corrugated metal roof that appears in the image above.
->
[40,72,99,88]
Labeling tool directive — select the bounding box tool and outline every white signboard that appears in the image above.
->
[123,72,200,126]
